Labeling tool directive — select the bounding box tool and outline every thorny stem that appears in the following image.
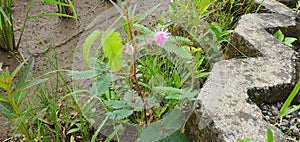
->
[125,12,148,124]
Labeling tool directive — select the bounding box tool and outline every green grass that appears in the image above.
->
[0,0,77,53]
[0,0,15,51]
[35,0,78,20]
[0,0,34,52]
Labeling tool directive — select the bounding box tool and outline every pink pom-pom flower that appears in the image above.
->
[153,31,168,46]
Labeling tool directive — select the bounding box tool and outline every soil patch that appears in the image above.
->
[0,0,113,140]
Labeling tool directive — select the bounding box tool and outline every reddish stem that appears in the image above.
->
[126,13,148,124]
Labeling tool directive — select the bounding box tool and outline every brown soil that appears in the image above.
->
[0,0,112,140]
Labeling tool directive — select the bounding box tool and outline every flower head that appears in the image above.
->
[154,31,168,46]
[125,44,134,56]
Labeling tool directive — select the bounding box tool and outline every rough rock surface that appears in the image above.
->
[184,0,298,141]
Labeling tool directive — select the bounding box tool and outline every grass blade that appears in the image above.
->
[42,0,70,7]
[266,128,274,142]
[91,116,109,142]
[279,80,300,117]
[0,7,12,25]
[28,13,75,19]
[10,58,28,81]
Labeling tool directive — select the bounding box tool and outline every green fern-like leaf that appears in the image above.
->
[134,24,154,35]
[153,86,182,95]
[101,30,123,72]
[163,42,192,60]
[83,30,102,67]
[89,57,110,72]
[13,78,48,95]
[90,74,111,96]
[106,108,133,120]
[68,70,98,80]
[124,91,143,111]
[105,100,126,109]
[170,36,191,45]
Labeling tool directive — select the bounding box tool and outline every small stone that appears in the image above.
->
[282,119,289,125]
[286,115,292,119]
[265,115,270,121]
[277,102,282,108]
[290,118,296,125]
[267,111,273,116]
[292,127,299,134]
[271,106,279,115]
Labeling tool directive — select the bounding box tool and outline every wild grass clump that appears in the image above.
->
[0,59,48,140]
[0,51,95,141]
[0,0,17,52]
[41,0,78,20]
[0,0,78,53]
[67,0,216,141]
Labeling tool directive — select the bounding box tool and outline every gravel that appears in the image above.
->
[260,102,300,141]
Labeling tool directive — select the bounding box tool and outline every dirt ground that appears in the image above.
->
[0,0,113,140]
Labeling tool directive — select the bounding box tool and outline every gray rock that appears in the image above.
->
[184,0,298,141]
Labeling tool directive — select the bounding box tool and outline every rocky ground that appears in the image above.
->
[260,102,300,141]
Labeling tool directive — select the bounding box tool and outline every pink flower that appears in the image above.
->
[154,31,168,46]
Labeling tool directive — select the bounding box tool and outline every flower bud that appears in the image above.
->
[127,60,131,66]
[131,96,136,103]
[144,92,149,97]
[139,121,144,127]
[134,29,138,36]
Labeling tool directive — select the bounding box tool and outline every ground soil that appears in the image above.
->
[0,0,113,140]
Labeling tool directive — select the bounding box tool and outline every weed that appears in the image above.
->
[39,0,78,20]
[273,29,297,47]
[0,0,77,53]
[0,0,34,52]
[67,1,205,141]
[0,59,48,140]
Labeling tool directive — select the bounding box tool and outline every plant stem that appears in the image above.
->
[8,90,32,140]
[125,12,148,124]
[20,121,32,140]
[16,0,35,50]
